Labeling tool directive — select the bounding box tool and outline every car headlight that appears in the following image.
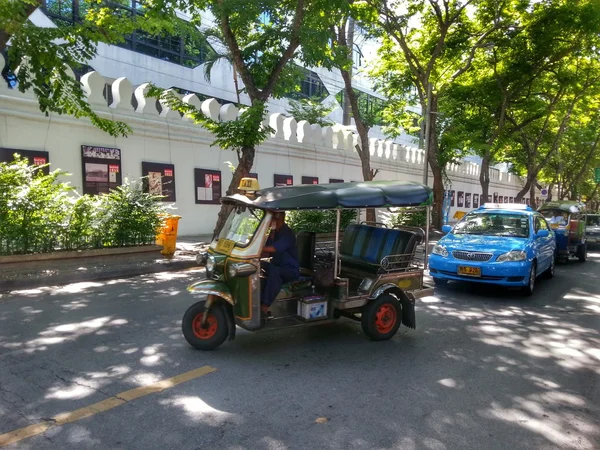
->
[496,251,527,262]
[432,244,448,257]
[206,255,216,273]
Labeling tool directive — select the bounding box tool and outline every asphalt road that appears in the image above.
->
[0,253,598,450]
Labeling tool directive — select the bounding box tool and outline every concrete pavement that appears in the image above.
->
[0,246,598,449]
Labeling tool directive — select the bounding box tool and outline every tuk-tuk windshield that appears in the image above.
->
[453,212,530,237]
[540,210,569,227]
[218,207,264,247]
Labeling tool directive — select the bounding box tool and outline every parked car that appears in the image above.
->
[586,213,600,245]
[429,203,556,295]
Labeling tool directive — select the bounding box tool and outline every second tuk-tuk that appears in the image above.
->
[538,200,587,263]
[182,179,434,350]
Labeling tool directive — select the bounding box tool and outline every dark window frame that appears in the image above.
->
[41,1,210,68]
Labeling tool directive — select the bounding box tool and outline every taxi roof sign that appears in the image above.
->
[481,203,532,211]
[238,177,260,195]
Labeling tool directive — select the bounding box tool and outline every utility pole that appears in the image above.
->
[422,82,432,186]
[342,17,355,126]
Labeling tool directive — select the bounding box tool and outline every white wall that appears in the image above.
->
[0,57,531,236]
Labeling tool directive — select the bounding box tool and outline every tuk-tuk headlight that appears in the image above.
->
[227,262,257,278]
[206,255,216,273]
[358,278,374,292]
[496,251,527,262]
[432,244,448,257]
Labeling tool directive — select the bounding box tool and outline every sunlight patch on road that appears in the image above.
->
[0,366,217,448]
[159,395,239,426]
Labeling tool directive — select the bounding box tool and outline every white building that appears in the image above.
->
[0,3,534,235]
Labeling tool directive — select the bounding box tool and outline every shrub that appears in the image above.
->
[381,208,427,228]
[0,156,72,254]
[287,209,357,233]
[0,158,171,255]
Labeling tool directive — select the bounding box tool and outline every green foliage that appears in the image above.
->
[0,156,72,254]
[1,0,196,137]
[381,208,427,228]
[286,209,357,234]
[149,86,273,153]
[97,179,166,247]
[0,157,169,255]
[334,88,385,128]
[286,98,335,127]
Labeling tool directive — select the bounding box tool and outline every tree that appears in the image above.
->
[286,98,335,127]
[369,0,506,228]
[0,0,184,136]
[150,0,349,237]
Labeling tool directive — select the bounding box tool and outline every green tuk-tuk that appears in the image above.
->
[538,200,587,263]
[182,179,435,350]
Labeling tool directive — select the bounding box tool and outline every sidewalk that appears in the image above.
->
[0,230,442,293]
[0,235,213,293]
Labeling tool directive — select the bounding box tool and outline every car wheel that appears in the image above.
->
[577,244,587,262]
[361,294,402,341]
[544,257,555,279]
[182,301,228,350]
[522,262,536,296]
[433,278,448,286]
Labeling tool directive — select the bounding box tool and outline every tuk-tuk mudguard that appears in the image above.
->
[187,295,237,342]
[187,280,234,305]
[371,284,416,329]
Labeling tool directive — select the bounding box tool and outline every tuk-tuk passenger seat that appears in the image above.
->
[339,224,420,274]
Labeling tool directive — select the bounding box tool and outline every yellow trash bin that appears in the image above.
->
[157,215,181,257]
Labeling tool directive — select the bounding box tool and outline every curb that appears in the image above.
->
[0,259,200,293]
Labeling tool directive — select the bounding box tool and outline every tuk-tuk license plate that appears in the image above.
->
[216,238,235,254]
[457,266,481,277]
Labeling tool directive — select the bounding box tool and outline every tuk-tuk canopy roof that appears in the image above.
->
[222,180,433,210]
[539,201,586,214]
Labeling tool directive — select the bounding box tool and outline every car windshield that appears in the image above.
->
[453,212,530,237]
[587,215,600,226]
[217,207,264,246]
[540,209,569,227]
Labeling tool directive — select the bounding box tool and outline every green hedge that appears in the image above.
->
[286,209,357,233]
[0,157,169,255]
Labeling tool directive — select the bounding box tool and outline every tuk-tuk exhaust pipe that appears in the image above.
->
[334,209,341,277]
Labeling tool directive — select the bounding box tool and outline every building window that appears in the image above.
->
[286,68,329,101]
[335,88,385,126]
[41,1,210,68]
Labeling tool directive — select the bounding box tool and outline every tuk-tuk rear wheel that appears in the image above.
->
[182,301,228,350]
[361,294,402,341]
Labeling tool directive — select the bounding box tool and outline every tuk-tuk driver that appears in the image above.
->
[549,210,568,226]
[260,211,299,314]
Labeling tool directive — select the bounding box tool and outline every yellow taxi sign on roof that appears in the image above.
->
[239,177,260,194]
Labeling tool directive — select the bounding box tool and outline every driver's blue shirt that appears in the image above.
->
[266,223,299,274]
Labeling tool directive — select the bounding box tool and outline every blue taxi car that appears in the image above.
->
[429,204,556,295]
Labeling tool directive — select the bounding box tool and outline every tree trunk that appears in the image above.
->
[212,145,255,239]
[529,183,536,208]
[479,150,491,205]
[426,95,443,229]
[515,173,535,203]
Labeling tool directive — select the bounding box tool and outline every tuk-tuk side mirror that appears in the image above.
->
[442,225,452,233]
[536,229,550,238]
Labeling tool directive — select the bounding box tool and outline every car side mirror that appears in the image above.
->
[537,230,550,238]
[441,225,452,233]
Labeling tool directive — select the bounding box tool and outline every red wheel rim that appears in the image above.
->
[375,304,397,334]
[192,312,218,339]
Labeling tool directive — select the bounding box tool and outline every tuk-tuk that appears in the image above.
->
[538,201,587,263]
[182,179,434,350]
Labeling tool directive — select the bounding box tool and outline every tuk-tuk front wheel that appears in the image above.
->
[182,301,228,350]
[361,294,402,341]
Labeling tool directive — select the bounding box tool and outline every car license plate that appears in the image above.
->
[458,266,481,277]
[215,238,235,254]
